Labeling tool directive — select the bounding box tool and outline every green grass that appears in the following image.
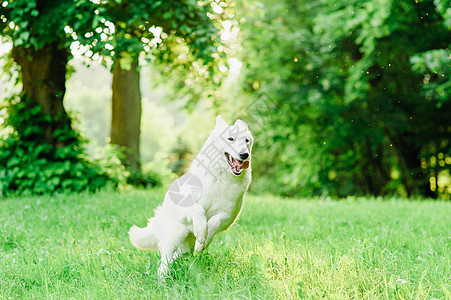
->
[0,189,449,299]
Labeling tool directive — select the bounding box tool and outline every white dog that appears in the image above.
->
[129,115,253,277]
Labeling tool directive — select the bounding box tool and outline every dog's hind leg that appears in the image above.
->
[172,246,183,261]
[157,226,190,278]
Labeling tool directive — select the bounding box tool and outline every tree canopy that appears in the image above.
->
[236,0,450,198]
[0,0,225,195]
[0,0,449,198]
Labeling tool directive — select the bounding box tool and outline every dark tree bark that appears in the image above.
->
[111,57,142,172]
[12,42,71,147]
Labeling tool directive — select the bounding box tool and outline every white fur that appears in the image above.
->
[129,115,253,278]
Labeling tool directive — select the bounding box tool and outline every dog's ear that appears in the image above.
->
[234,119,248,130]
[215,115,228,130]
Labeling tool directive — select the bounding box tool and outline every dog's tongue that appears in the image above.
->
[233,157,250,170]
[241,160,250,169]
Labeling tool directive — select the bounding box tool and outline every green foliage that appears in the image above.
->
[0,96,111,196]
[1,0,225,193]
[77,0,228,106]
[82,0,221,61]
[0,0,111,196]
[126,169,162,188]
[167,137,194,176]
[237,0,450,198]
[91,144,129,187]
[411,49,450,104]
[0,0,96,50]
[97,144,162,188]
[90,144,163,188]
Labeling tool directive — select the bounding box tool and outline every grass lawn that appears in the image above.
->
[0,189,449,299]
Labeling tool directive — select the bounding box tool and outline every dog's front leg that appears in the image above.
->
[192,203,207,253]
[201,213,229,251]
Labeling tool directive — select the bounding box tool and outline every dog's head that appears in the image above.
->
[211,115,253,176]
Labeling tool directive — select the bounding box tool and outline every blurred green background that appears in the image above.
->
[0,0,450,199]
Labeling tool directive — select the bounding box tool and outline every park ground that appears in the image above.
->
[0,190,449,299]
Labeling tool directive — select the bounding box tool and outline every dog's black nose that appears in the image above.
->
[239,152,249,160]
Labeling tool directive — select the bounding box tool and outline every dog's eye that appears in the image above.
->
[245,138,250,143]
[228,137,234,142]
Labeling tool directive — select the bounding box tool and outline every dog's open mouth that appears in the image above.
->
[225,152,250,176]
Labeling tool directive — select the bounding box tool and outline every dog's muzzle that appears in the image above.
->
[225,152,250,175]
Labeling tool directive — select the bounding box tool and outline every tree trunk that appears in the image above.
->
[111,57,142,172]
[12,42,71,147]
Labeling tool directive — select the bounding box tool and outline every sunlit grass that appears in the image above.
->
[0,190,449,298]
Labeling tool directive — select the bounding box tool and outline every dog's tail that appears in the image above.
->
[128,218,158,250]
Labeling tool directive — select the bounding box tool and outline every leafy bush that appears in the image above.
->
[91,144,130,187]
[93,144,163,188]
[143,152,177,188]
[126,169,162,188]
[0,96,112,196]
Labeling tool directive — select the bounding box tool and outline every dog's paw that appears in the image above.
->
[194,240,205,253]
[195,233,206,245]
[157,264,169,281]
[193,224,207,244]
